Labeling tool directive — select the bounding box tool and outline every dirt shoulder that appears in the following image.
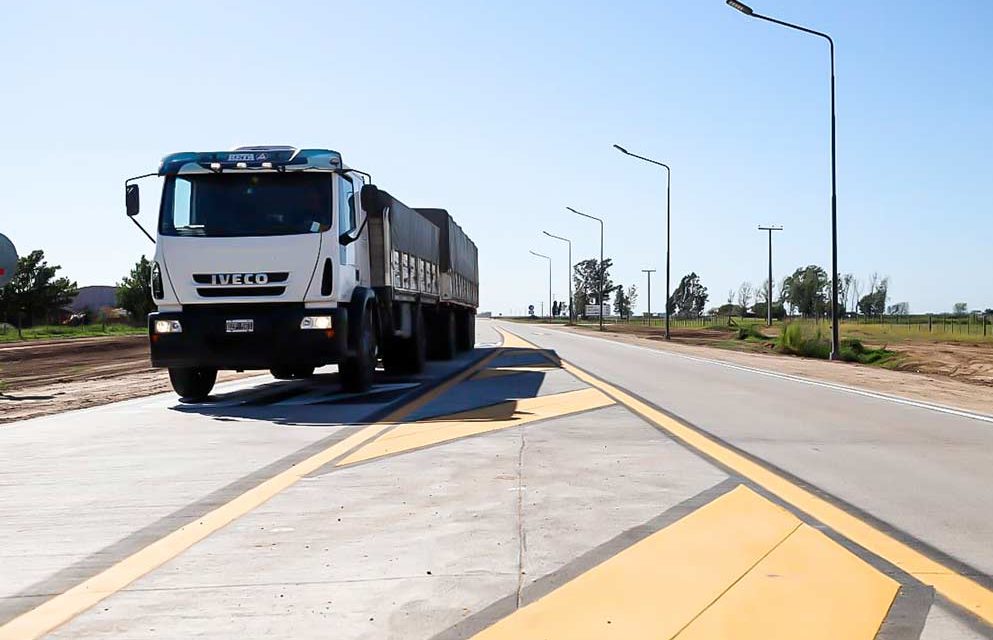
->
[560,324,993,417]
[0,336,253,424]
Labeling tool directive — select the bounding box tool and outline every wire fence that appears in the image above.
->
[559,313,993,340]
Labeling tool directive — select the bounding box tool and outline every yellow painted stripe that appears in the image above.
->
[676,523,898,639]
[338,387,614,466]
[497,327,993,624]
[0,349,502,640]
[472,486,801,639]
[498,330,540,349]
[472,365,557,380]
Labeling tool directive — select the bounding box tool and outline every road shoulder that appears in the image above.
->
[541,323,993,417]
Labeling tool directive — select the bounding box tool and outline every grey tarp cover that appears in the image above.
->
[415,208,479,286]
[366,188,440,263]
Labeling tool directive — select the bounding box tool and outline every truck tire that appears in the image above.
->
[456,310,476,351]
[341,307,378,392]
[168,367,217,402]
[384,306,426,375]
[270,366,315,380]
[430,308,457,361]
[466,311,476,349]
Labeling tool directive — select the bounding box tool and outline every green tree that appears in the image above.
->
[613,284,636,319]
[953,302,968,316]
[669,273,708,318]
[857,276,889,317]
[0,250,78,327]
[573,258,616,317]
[117,256,157,323]
[737,282,754,316]
[782,266,829,317]
[753,301,786,320]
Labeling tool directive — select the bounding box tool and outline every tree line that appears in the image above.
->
[553,258,986,321]
[562,258,709,320]
[0,250,154,331]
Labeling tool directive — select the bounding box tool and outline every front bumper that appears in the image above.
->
[149,304,348,370]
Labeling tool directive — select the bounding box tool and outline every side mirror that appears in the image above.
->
[338,231,358,246]
[126,184,140,217]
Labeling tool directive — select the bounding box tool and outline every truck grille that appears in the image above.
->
[197,286,285,297]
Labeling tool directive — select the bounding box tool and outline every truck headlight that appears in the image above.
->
[154,319,183,334]
[300,316,333,330]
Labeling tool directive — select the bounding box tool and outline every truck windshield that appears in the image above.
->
[160,173,332,237]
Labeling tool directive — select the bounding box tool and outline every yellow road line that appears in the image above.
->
[498,330,539,349]
[472,365,557,380]
[676,523,898,639]
[338,387,613,466]
[0,349,501,640]
[472,486,803,639]
[497,326,993,624]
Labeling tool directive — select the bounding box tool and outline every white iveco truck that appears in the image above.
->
[124,146,478,401]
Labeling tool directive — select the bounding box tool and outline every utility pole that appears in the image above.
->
[641,269,656,326]
[758,225,783,326]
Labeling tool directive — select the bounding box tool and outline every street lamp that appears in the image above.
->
[613,144,671,340]
[726,0,841,359]
[757,225,783,327]
[641,269,656,326]
[543,230,573,324]
[566,206,605,331]
[529,250,552,320]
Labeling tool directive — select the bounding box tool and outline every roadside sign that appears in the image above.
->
[0,233,17,288]
[585,303,611,317]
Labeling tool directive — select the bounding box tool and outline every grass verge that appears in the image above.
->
[0,324,146,344]
[775,322,898,366]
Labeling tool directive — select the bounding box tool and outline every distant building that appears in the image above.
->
[68,286,117,313]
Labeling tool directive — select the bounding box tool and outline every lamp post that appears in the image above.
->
[613,144,671,340]
[757,225,783,327]
[566,207,605,331]
[529,250,552,320]
[543,231,573,324]
[641,269,656,326]
[726,0,841,359]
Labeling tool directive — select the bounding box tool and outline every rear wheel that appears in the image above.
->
[383,306,426,375]
[456,310,476,351]
[341,307,378,392]
[168,367,217,402]
[430,308,457,361]
[270,366,315,380]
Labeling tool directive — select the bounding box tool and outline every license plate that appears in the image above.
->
[225,319,254,333]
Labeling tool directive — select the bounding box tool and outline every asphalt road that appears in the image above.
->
[1,319,991,639]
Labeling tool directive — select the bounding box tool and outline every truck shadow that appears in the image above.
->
[165,345,566,429]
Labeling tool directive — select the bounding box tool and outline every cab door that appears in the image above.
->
[337,175,359,300]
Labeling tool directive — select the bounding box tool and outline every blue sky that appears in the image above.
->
[1,1,990,315]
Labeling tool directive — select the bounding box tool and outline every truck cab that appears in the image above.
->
[125,146,477,401]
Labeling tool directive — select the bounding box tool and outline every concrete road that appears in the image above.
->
[1,319,991,639]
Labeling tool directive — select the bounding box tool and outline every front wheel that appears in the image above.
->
[341,308,378,392]
[168,367,217,402]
